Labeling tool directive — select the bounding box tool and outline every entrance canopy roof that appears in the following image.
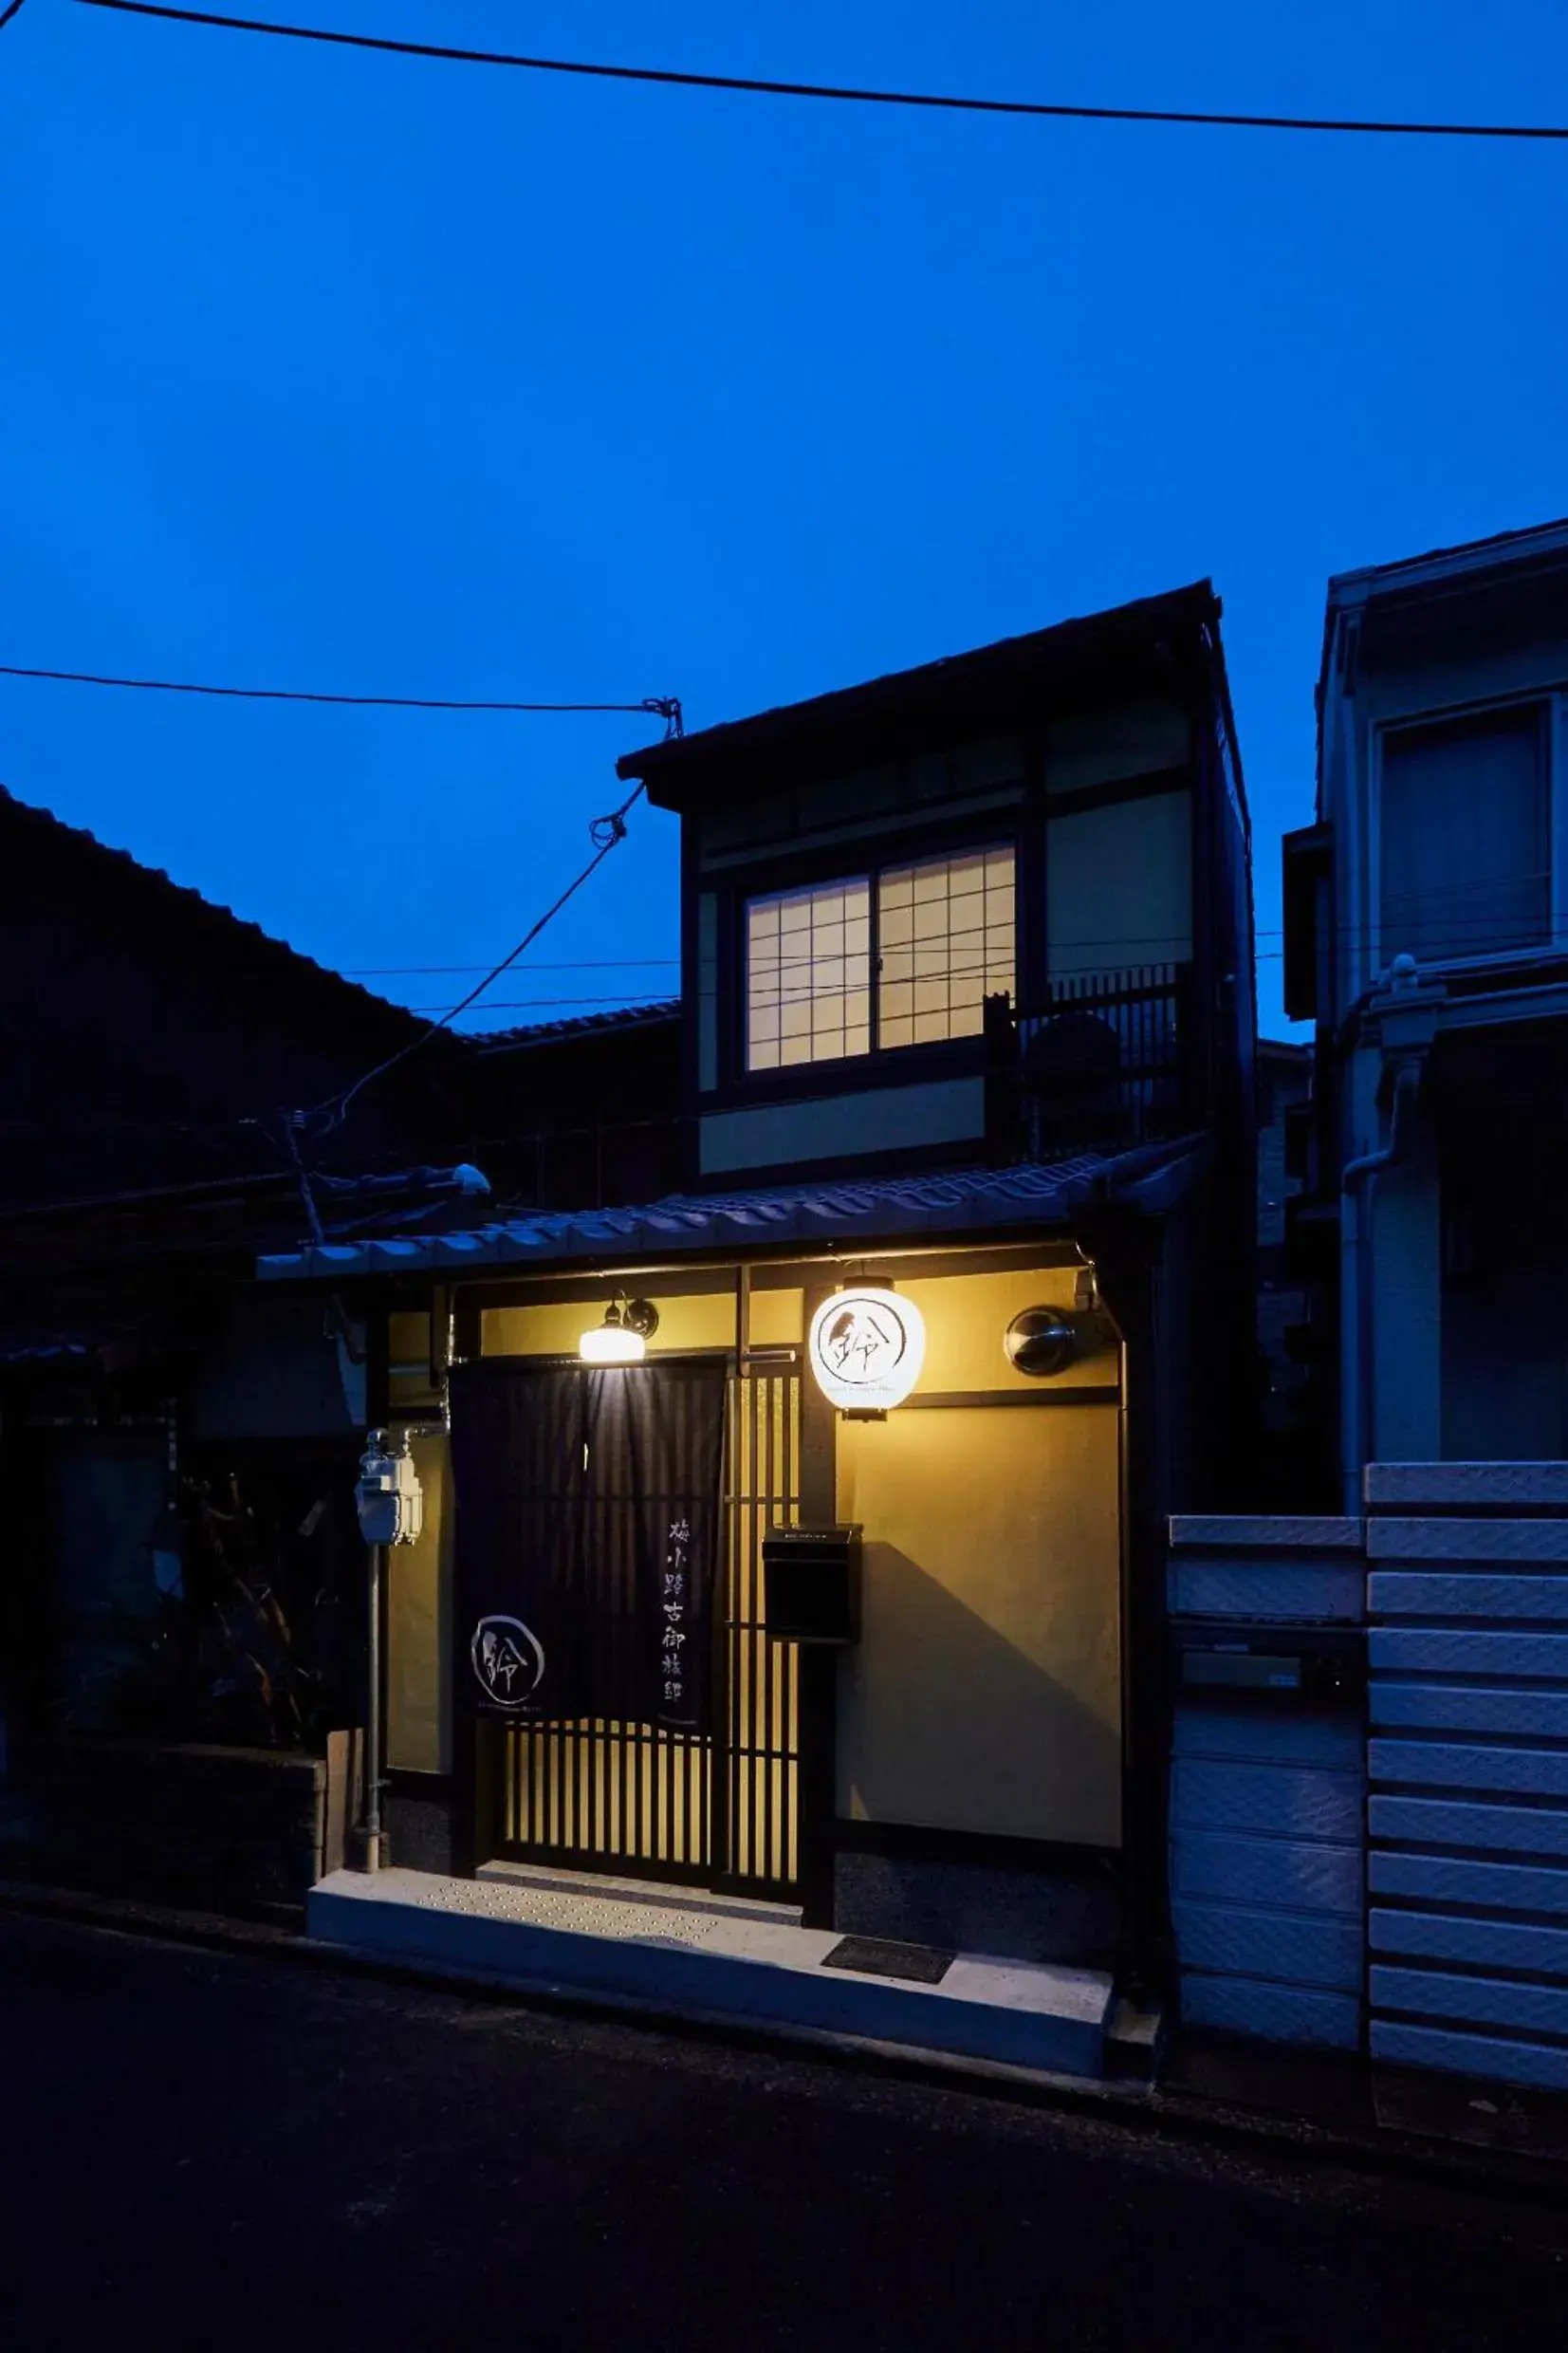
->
[256,1140,1206,1286]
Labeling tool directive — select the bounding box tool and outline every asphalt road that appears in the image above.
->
[1,1912,1566,2353]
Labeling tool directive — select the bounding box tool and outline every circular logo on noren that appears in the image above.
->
[470,1614,545,1708]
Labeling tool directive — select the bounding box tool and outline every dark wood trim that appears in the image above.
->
[439,1244,1084,1313]
[710,1020,987,1111]
[470,1347,735,1373]
[679,816,702,1190]
[834,1816,1120,1881]
[364,1306,390,1431]
[490,1841,716,1893]
[1042,762,1194,822]
[796,1281,841,1929]
[452,1290,483,1365]
[387,1769,457,1800]
[702,804,1026,900]
[1078,1210,1169,2004]
[691,1136,997,1194]
[900,1385,1118,1411]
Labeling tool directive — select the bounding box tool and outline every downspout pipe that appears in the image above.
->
[1339,1059,1422,1511]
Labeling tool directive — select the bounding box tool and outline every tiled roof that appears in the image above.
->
[257,1139,1206,1283]
[616,580,1221,791]
[0,786,425,1040]
[467,1000,680,1052]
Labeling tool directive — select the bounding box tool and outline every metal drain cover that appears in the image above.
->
[821,1936,954,1985]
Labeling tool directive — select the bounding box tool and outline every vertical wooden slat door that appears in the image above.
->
[496,1364,801,1896]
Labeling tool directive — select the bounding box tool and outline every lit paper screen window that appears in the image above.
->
[878,847,1015,1047]
[747,877,872,1070]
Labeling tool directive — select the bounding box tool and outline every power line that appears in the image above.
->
[0,1,32,33]
[306,779,650,1132]
[345,958,682,976]
[70,2,1568,142]
[0,660,681,729]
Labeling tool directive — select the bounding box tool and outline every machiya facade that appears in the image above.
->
[260,583,1256,2006]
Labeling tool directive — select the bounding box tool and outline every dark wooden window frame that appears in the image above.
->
[712,816,1026,1109]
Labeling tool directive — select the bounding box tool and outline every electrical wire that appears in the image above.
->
[69,3,1568,142]
[0,660,681,729]
[305,778,650,1132]
[0,1,32,33]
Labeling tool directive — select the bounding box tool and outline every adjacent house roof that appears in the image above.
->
[1326,514,1568,608]
[257,1138,1208,1284]
[468,1000,681,1055]
[0,785,427,1047]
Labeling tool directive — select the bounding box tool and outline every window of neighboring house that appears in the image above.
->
[744,845,1016,1072]
[1379,703,1551,967]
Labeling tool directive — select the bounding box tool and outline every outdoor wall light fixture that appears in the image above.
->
[808,1286,926,1414]
[1004,1306,1079,1380]
[580,1293,659,1365]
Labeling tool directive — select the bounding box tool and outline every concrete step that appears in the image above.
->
[477,1857,802,1929]
[308,1866,1114,2078]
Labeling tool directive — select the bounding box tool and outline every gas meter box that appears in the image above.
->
[356,1429,424,1548]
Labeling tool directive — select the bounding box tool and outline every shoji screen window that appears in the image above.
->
[877,847,1016,1047]
[747,878,872,1070]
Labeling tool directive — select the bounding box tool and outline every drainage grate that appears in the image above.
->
[821,1936,954,1985]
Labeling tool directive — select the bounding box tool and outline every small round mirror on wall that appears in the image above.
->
[1004,1306,1079,1380]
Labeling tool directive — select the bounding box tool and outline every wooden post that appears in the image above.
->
[1081,1213,1171,2004]
[796,1281,840,1930]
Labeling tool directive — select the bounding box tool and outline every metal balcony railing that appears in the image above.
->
[984,962,1204,1163]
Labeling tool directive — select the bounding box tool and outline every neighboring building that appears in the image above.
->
[1285,517,1568,1500]
[0,789,664,1843]
[260,581,1256,2014]
[1254,1038,1319,1503]
[459,1002,683,1213]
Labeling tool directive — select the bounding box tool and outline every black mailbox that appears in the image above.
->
[763,1525,862,1645]
[1171,1620,1364,1706]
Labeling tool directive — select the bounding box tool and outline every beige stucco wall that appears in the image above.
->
[896,1266,1117,1396]
[698,1078,986,1178]
[484,1288,803,1358]
[835,1264,1121,1847]
[386,1428,455,1775]
[1045,787,1192,980]
[385,1264,1121,1844]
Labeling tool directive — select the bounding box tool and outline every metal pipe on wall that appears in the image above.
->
[363,1540,386,1870]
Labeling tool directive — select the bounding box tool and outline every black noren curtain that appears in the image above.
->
[450,1361,727,1733]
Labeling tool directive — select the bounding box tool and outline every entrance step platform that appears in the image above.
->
[477,1857,803,1930]
[307,1865,1115,2079]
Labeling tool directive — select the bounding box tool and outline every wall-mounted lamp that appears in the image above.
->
[580,1292,660,1365]
[1004,1306,1079,1380]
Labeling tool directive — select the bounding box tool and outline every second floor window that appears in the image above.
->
[747,877,872,1070]
[878,847,1015,1048]
[745,845,1016,1072]
[1380,704,1551,966]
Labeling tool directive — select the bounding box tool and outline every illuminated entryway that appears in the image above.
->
[464,1364,803,1898]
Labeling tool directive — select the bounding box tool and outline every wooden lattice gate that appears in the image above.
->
[494,1365,802,1895]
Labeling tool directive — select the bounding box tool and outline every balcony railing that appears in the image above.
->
[984,961,1205,1163]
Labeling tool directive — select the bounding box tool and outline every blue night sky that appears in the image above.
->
[2,1,1565,1038]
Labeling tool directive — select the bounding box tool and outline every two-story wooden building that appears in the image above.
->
[262,582,1255,1995]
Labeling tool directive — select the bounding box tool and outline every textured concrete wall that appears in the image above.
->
[1367,1464,1568,2090]
[1167,1515,1366,2049]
